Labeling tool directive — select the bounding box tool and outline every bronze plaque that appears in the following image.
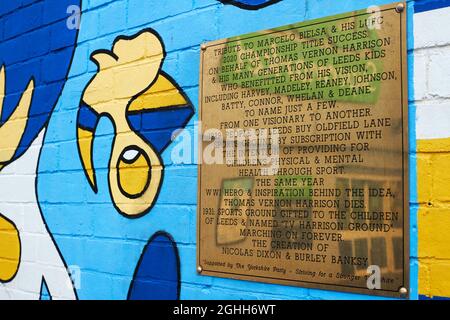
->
[198,2,408,298]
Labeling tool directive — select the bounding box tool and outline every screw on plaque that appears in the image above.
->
[396,3,405,13]
[399,287,408,298]
[201,44,207,51]
[197,266,203,273]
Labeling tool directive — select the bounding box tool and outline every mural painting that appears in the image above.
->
[0,0,80,299]
[75,29,194,299]
[1,0,287,300]
[1,1,196,300]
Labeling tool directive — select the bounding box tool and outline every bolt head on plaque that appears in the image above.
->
[197,266,203,273]
[396,3,404,13]
[201,44,207,51]
[399,287,408,297]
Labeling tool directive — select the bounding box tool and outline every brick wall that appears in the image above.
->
[414,1,450,300]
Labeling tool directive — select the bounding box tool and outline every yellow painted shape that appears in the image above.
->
[78,127,96,190]
[0,214,20,282]
[118,152,150,197]
[84,32,163,107]
[81,30,167,216]
[0,65,34,168]
[108,129,162,216]
[128,74,187,112]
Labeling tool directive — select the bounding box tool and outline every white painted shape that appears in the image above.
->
[416,102,450,139]
[414,7,450,140]
[414,6,450,49]
[0,130,76,300]
[123,148,140,161]
[413,53,428,100]
[428,50,450,98]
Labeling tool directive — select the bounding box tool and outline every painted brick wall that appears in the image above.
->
[1,0,448,300]
[414,1,450,300]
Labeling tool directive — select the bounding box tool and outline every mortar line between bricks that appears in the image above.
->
[51,233,194,244]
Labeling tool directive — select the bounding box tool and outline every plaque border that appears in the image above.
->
[197,2,410,299]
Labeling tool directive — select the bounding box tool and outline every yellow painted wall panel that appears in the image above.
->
[417,153,432,204]
[419,261,431,297]
[429,262,450,298]
[418,208,450,259]
[432,153,450,201]
[418,138,450,153]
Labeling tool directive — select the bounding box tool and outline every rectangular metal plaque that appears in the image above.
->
[198,2,408,298]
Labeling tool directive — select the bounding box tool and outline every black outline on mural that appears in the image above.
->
[0,213,21,284]
[76,103,165,219]
[76,28,194,219]
[39,276,52,300]
[219,0,282,10]
[127,231,181,300]
[116,145,152,200]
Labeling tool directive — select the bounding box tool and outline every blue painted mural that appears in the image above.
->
[0,0,80,299]
[0,0,79,167]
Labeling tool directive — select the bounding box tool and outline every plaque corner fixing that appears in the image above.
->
[395,3,405,13]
